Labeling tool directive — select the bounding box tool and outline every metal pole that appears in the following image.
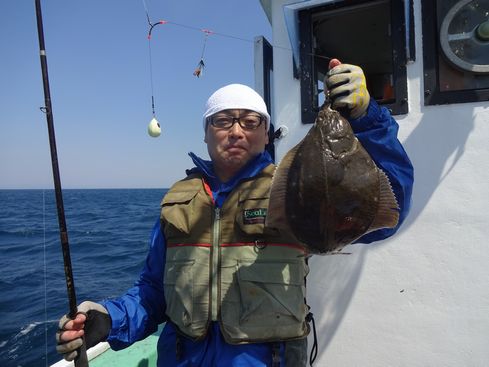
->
[34,1,88,365]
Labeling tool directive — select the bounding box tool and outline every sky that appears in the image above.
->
[0,0,272,189]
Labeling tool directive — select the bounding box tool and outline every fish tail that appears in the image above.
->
[369,169,400,231]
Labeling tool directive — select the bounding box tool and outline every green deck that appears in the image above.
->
[90,327,161,367]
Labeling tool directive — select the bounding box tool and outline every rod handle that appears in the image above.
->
[74,336,89,367]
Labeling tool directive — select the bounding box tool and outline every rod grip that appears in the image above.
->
[74,336,89,367]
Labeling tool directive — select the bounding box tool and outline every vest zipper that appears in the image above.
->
[211,206,221,321]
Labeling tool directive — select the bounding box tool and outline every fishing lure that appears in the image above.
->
[194,29,212,78]
[193,59,205,78]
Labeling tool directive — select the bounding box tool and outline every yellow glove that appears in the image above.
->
[324,62,370,120]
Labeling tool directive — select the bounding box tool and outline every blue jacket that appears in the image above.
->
[102,100,414,366]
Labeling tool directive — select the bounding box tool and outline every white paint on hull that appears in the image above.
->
[262,1,489,366]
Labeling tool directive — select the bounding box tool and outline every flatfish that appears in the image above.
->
[266,104,399,254]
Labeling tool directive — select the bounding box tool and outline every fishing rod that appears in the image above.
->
[34,1,88,366]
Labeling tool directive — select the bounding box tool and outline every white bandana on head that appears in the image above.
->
[202,84,271,131]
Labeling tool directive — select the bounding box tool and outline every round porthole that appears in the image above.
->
[439,0,489,74]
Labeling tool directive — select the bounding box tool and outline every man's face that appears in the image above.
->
[205,109,269,181]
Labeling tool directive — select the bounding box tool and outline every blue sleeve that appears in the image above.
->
[101,218,167,350]
[349,100,414,243]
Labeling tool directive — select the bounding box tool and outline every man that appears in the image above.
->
[57,61,413,366]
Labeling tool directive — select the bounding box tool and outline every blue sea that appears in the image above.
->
[0,188,167,367]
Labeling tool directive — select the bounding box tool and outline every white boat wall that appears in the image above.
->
[255,0,489,366]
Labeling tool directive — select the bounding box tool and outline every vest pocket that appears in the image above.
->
[235,260,306,329]
[164,260,195,328]
[161,190,199,237]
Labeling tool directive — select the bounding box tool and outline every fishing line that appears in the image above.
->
[147,35,156,117]
[140,1,332,136]
[143,0,162,118]
[142,0,164,137]
[140,0,333,76]
[161,19,333,63]
[145,18,333,61]
[141,0,151,26]
[43,189,48,367]
[35,1,88,364]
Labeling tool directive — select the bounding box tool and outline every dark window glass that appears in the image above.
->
[299,0,410,123]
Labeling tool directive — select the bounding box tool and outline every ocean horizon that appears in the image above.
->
[0,187,169,191]
[0,188,168,366]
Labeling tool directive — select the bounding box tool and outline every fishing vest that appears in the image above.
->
[160,164,310,344]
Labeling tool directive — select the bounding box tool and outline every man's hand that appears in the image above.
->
[324,59,370,119]
[56,301,111,361]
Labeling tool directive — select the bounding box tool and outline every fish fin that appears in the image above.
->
[368,169,400,231]
[266,145,300,230]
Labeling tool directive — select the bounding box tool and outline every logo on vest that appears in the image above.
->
[243,208,267,224]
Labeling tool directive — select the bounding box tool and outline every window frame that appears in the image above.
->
[254,36,276,160]
[298,0,410,124]
[421,0,489,106]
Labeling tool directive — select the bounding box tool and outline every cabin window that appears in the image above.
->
[254,36,275,160]
[422,0,489,105]
[298,0,410,124]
